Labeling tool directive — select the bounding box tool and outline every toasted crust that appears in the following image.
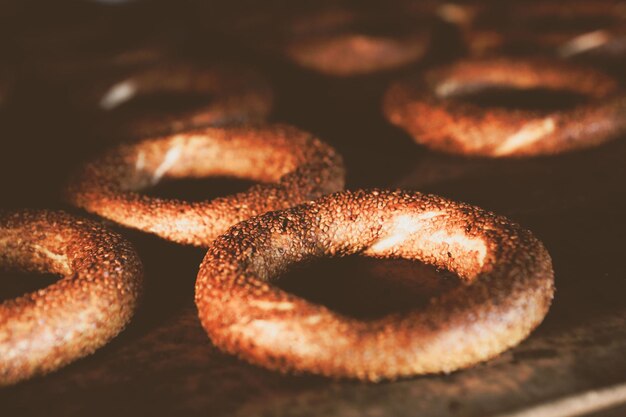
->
[285,32,430,76]
[0,210,143,386]
[66,124,346,247]
[80,63,274,138]
[384,58,626,157]
[195,189,554,381]
[440,0,626,58]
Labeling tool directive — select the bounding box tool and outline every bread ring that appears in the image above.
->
[281,4,433,77]
[285,31,431,77]
[195,189,554,381]
[441,0,626,59]
[220,3,434,76]
[383,58,626,157]
[80,63,273,138]
[0,210,142,386]
[65,124,345,247]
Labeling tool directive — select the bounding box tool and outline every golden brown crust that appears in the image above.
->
[65,124,346,247]
[383,58,626,157]
[79,63,274,138]
[195,189,555,381]
[0,210,143,386]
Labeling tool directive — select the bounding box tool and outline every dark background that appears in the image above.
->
[1,1,626,416]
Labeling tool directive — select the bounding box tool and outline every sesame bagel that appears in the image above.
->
[195,189,554,381]
[441,0,626,60]
[285,31,431,76]
[384,58,626,157]
[0,210,143,386]
[66,124,345,246]
[80,63,274,138]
